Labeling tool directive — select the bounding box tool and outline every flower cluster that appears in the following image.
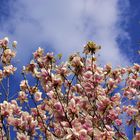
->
[0,38,139,140]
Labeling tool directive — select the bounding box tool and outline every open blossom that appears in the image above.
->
[123,87,137,99]
[104,64,112,73]
[123,105,138,116]
[47,90,55,99]
[51,74,63,87]
[82,118,93,135]
[115,106,121,115]
[108,78,116,88]
[44,52,54,62]
[0,101,13,117]
[133,132,140,140]
[56,62,69,76]
[94,72,104,83]
[111,92,121,102]
[107,109,118,120]
[33,47,44,59]
[0,37,9,47]
[83,71,93,79]
[7,117,22,127]
[70,55,84,67]
[1,49,16,64]
[120,68,127,74]
[97,95,111,111]
[54,102,63,112]
[115,119,122,126]
[17,132,30,140]
[20,80,29,91]
[94,127,115,140]
[133,63,140,71]
[18,91,27,103]
[3,65,17,76]
[25,60,37,73]
[4,37,9,43]
[68,98,78,113]
[83,41,101,54]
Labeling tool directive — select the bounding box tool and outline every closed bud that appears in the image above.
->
[12,41,17,48]
[4,37,9,43]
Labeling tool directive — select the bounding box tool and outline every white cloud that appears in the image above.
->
[0,0,130,67]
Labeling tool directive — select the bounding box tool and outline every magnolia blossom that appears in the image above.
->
[1,49,16,64]
[20,80,29,91]
[34,91,42,101]
[4,37,9,43]
[123,105,138,116]
[3,65,17,76]
[0,37,9,47]
[54,102,63,112]
[17,132,30,140]
[33,47,44,59]
[18,91,27,103]
[71,56,84,67]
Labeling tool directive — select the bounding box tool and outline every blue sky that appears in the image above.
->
[0,0,139,68]
[0,1,140,139]
[127,0,140,63]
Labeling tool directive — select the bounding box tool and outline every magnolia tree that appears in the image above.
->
[0,37,139,140]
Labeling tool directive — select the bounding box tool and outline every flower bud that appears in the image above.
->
[4,37,9,43]
[12,41,17,48]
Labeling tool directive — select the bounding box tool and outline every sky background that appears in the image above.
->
[0,0,140,139]
[0,0,139,68]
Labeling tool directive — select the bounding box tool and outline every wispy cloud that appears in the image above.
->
[0,0,130,67]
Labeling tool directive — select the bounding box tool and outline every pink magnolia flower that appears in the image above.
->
[56,62,69,76]
[34,91,42,101]
[133,63,140,71]
[82,120,93,134]
[104,64,112,72]
[47,91,55,99]
[68,98,77,113]
[120,68,127,74]
[115,119,122,126]
[54,102,63,113]
[71,56,84,67]
[123,105,138,116]
[79,129,89,140]
[111,93,121,102]
[20,80,28,91]
[97,95,111,111]
[33,47,44,59]
[108,78,116,88]
[0,37,9,47]
[127,78,137,87]
[51,74,63,87]
[133,132,140,140]
[1,49,16,64]
[17,132,30,140]
[18,91,27,103]
[83,71,93,79]
[3,65,17,76]
[107,109,118,120]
